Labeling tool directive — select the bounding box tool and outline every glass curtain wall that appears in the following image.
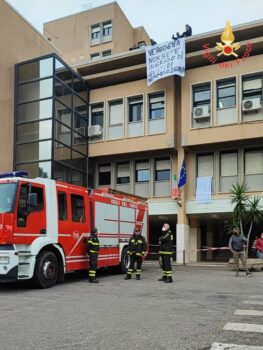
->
[15,54,89,187]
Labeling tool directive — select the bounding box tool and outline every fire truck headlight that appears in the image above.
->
[0,256,10,264]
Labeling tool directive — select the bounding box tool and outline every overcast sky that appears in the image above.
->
[5,0,263,42]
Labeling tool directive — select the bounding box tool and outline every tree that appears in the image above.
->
[230,183,263,257]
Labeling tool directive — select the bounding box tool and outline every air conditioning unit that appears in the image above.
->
[193,105,210,120]
[242,98,261,111]
[74,127,86,138]
[88,125,102,137]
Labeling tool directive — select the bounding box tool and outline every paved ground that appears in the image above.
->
[0,263,263,350]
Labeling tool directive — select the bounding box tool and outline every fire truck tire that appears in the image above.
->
[33,251,58,289]
[120,246,130,274]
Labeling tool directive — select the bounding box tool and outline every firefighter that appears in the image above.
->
[158,223,173,283]
[125,226,147,280]
[87,227,100,283]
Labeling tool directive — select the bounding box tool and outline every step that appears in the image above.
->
[18,262,30,265]
[18,275,30,279]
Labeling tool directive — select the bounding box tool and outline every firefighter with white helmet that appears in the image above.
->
[158,223,173,283]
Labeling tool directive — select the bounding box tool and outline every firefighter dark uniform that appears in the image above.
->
[87,227,100,283]
[159,224,173,283]
[125,230,147,280]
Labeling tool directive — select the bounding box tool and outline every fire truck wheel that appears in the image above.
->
[120,246,130,274]
[33,251,58,289]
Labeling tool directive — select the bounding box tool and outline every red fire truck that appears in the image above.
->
[0,171,148,288]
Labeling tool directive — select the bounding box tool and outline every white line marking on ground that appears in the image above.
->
[249,295,263,299]
[243,301,263,306]
[235,309,263,316]
[224,322,263,333]
[211,342,263,349]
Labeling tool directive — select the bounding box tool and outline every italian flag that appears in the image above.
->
[171,174,179,199]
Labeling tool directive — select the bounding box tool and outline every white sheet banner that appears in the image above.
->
[196,177,212,204]
[146,38,185,86]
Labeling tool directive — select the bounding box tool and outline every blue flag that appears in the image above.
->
[178,159,187,188]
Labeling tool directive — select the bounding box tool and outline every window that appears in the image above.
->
[244,149,263,175]
[91,103,104,127]
[217,78,236,108]
[99,164,111,185]
[102,50,112,57]
[17,185,44,227]
[220,151,238,192]
[135,160,149,182]
[193,83,211,107]
[138,41,146,48]
[197,154,214,177]
[242,74,262,101]
[109,100,123,126]
[71,194,85,223]
[149,92,165,120]
[90,53,100,60]
[57,108,71,133]
[117,162,130,184]
[155,158,170,181]
[197,153,214,191]
[244,149,263,191]
[129,96,143,122]
[58,192,68,221]
[91,25,100,40]
[103,21,112,37]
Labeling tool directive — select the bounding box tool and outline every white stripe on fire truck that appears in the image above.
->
[14,233,41,236]
[68,233,89,256]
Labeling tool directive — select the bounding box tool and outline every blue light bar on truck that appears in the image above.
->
[0,171,28,179]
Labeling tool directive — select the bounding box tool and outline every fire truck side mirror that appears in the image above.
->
[27,193,37,210]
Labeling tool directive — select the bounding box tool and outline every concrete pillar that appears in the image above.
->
[189,225,201,262]
[176,224,190,263]
[176,149,190,264]
[206,224,213,260]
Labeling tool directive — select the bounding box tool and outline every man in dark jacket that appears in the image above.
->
[229,227,252,277]
[125,227,147,280]
[158,223,173,283]
[87,227,100,283]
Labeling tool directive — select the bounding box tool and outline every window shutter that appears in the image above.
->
[136,161,149,170]
[150,93,164,104]
[109,101,123,125]
[117,163,130,177]
[99,164,111,173]
[156,159,170,170]
[243,78,262,90]
[245,151,263,174]
[221,152,237,176]
[198,155,213,177]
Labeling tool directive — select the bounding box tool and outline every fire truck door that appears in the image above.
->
[14,182,46,244]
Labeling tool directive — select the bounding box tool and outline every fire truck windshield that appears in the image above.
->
[0,183,17,213]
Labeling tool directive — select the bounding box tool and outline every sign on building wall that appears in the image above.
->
[196,177,212,204]
[146,38,185,85]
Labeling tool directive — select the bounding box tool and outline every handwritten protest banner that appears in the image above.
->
[146,38,185,85]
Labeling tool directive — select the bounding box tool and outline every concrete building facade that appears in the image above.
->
[1,0,263,263]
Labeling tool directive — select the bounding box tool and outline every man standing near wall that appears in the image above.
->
[229,227,252,277]
[158,223,174,283]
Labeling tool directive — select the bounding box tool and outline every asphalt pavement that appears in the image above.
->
[0,263,263,350]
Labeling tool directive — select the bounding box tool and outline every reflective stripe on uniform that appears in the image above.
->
[159,251,173,255]
[90,250,98,254]
[127,269,134,275]
[135,253,143,256]
[88,240,99,246]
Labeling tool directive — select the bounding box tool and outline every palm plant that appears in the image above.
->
[230,183,263,257]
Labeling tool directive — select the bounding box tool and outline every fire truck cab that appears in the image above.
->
[0,172,148,288]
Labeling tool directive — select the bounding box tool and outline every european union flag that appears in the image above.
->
[178,159,187,188]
